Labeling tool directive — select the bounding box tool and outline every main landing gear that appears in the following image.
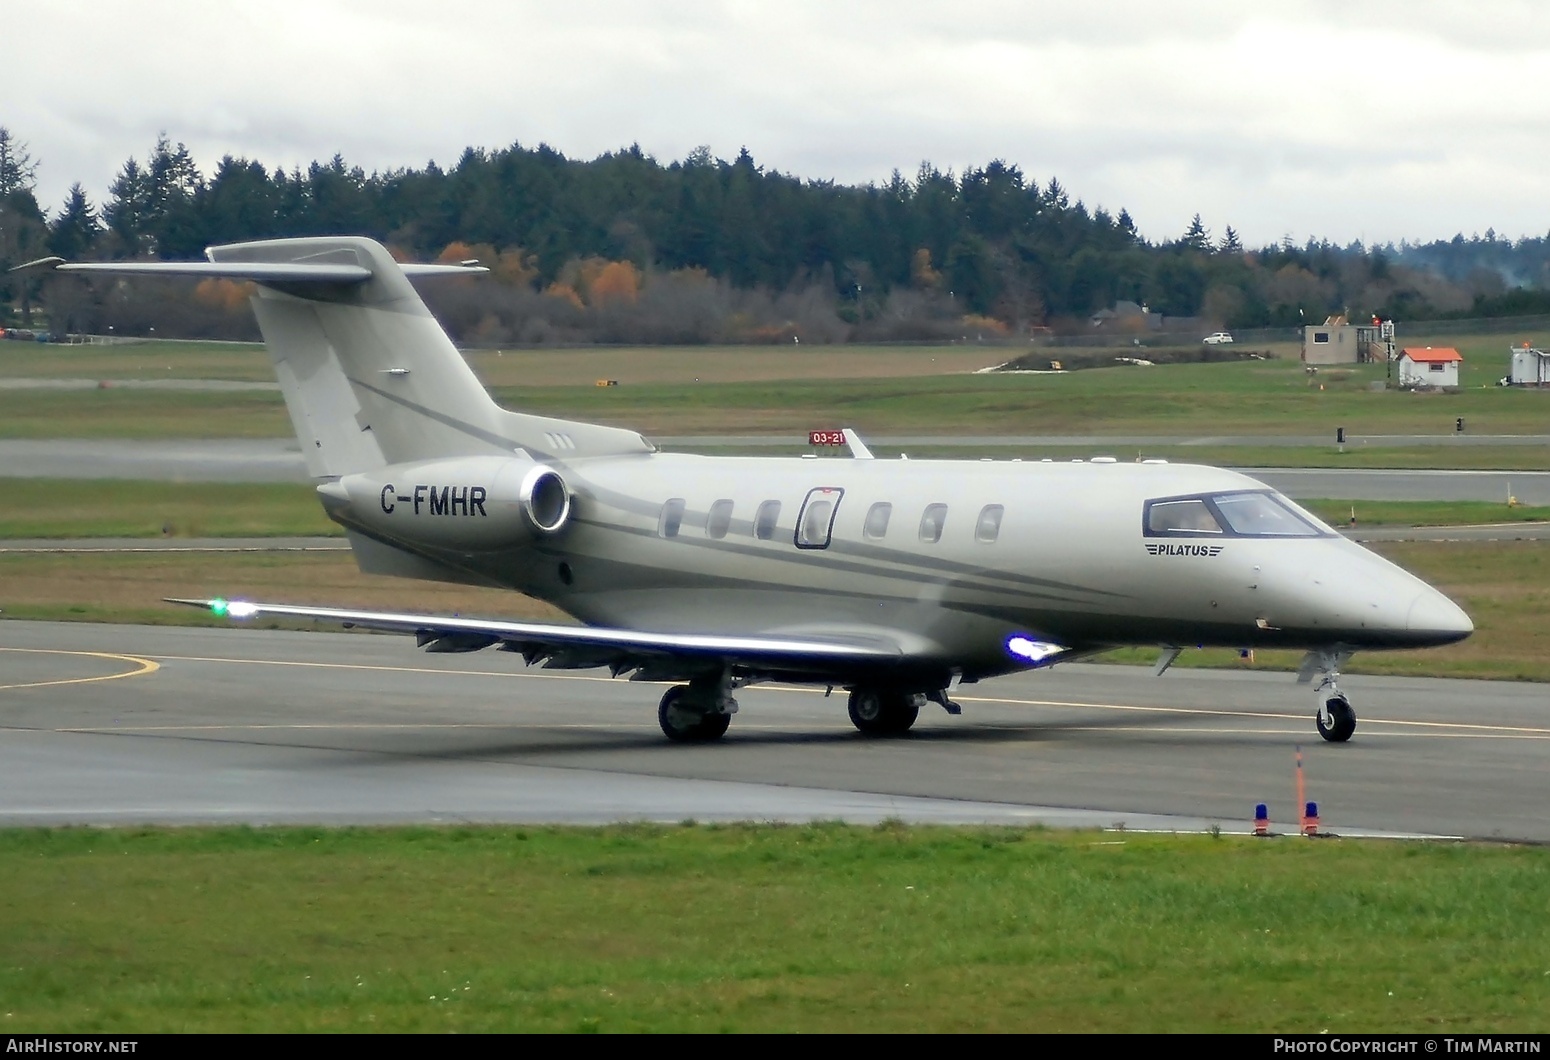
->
[655,675,962,742]
[1304,650,1357,743]
[847,688,923,735]
[657,674,738,742]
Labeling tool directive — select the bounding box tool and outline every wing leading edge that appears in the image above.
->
[166,597,920,683]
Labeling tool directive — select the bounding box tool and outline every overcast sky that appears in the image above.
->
[9,1,1550,249]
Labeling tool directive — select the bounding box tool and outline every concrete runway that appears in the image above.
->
[2,620,1547,840]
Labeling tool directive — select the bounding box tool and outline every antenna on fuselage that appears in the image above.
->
[841,428,874,460]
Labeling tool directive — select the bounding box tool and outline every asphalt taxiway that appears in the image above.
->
[2,620,1547,840]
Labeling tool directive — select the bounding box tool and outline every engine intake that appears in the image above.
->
[520,465,571,533]
[323,455,573,550]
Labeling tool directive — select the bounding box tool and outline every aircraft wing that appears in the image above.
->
[166,597,913,682]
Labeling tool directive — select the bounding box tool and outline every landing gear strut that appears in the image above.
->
[657,673,737,743]
[1304,650,1357,743]
[847,687,923,736]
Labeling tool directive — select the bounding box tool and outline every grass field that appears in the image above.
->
[493,359,1550,437]
[1296,499,1550,527]
[4,342,1549,445]
[0,481,338,538]
[0,341,275,382]
[2,824,1546,1032]
[0,388,292,439]
[0,551,566,626]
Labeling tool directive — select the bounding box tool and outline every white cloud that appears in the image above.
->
[10,1,1550,246]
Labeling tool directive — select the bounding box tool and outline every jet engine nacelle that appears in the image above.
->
[322,455,572,550]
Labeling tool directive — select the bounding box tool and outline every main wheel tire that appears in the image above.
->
[847,688,920,736]
[696,711,731,741]
[1316,694,1357,743]
[658,686,730,743]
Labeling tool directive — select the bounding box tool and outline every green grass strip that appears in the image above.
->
[1,824,1547,1032]
[0,481,337,538]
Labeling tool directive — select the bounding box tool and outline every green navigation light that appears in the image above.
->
[210,598,229,617]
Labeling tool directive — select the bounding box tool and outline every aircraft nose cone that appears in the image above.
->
[1406,590,1473,645]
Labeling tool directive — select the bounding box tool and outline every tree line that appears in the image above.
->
[3,125,1548,344]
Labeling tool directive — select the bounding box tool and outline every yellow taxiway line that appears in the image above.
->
[0,647,160,692]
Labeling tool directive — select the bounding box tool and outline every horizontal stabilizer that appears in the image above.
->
[39,259,487,286]
[56,260,372,283]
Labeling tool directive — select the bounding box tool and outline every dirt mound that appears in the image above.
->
[994,347,1274,372]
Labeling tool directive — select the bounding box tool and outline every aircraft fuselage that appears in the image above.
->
[324,452,1472,684]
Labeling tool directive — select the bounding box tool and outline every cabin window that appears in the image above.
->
[919,503,948,544]
[1313,331,1330,344]
[1211,492,1321,537]
[795,487,843,549]
[1429,362,1444,373]
[975,504,1005,543]
[658,498,686,539]
[754,500,781,540]
[863,502,892,540]
[706,499,734,539]
[1146,498,1223,535]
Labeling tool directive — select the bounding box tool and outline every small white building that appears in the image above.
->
[1507,345,1550,386]
[1397,347,1462,388]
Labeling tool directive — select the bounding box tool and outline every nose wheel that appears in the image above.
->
[1316,693,1357,743]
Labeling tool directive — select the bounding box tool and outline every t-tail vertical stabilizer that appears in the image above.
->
[206,236,654,478]
[47,236,654,479]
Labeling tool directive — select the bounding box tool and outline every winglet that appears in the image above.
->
[842,428,874,460]
[165,596,259,618]
[8,256,64,273]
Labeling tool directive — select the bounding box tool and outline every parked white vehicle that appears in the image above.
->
[1202,332,1234,345]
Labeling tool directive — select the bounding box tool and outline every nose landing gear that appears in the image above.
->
[1301,649,1357,743]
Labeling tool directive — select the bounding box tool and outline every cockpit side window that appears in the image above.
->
[1146,498,1223,535]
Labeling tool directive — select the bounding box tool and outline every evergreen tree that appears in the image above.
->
[49,184,101,259]
[104,157,152,254]
[0,127,39,196]
[1181,213,1211,251]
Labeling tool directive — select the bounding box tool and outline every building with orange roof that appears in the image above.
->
[1397,346,1462,388]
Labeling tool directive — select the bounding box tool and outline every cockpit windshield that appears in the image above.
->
[1212,492,1322,536]
[1144,490,1326,538]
